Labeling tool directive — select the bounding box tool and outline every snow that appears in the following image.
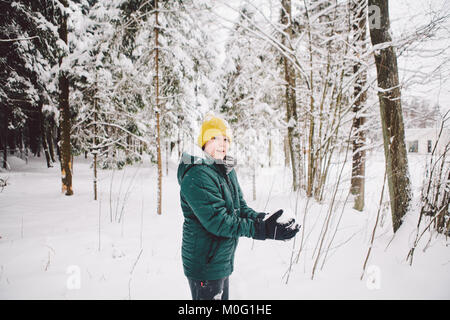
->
[0,152,449,300]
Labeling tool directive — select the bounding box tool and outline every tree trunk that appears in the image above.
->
[284,135,290,168]
[93,95,98,201]
[2,105,8,169]
[47,121,56,163]
[58,0,73,196]
[155,0,162,215]
[29,111,40,157]
[166,140,169,176]
[268,136,272,167]
[281,0,299,191]
[40,103,52,168]
[56,126,61,162]
[177,128,181,158]
[252,165,256,201]
[368,0,411,232]
[305,2,315,198]
[350,0,368,211]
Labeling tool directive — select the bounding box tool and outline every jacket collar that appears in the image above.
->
[203,152,236,175]
[179,147,236,177]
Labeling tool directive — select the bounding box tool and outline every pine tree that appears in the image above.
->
[0,0,60,169]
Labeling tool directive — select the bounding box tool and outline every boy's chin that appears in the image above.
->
[214,153,225,160]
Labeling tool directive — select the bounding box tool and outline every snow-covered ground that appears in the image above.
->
[0,152,449,299]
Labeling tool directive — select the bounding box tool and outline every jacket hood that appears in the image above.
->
[177,148,215,186]
[177,147,238,185]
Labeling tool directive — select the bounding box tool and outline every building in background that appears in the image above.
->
[405,128,450,155]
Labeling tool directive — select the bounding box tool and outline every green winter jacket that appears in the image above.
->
[177,151,261,281]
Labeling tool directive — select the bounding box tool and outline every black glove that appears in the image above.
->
[253,209,300,241]
[255,212,266,220]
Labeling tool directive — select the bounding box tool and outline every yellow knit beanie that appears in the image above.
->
[197,115,232,148]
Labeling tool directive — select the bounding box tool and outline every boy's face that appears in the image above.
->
[204,135,230,160]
